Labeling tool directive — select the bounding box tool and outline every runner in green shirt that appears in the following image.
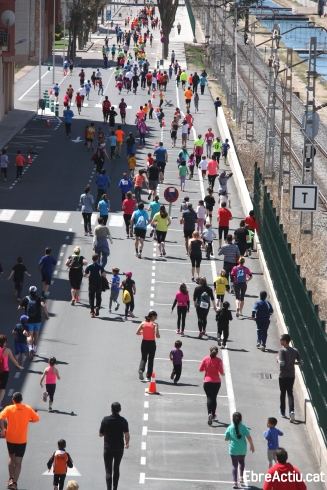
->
[212,137,222,163]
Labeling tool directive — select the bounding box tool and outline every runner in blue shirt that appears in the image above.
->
[53,83,60,102]
[63,107,74,138]
[38,247,57,297]
[119,173,133,202]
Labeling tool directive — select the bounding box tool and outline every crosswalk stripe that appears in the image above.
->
[25,211,43,222]
[109,215,124,227]
[80,214,97,225]
[0,209,16,221]
[53,212,70,223]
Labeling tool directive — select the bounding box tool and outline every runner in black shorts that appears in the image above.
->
[204,188,215,225]
[157,161,166,184]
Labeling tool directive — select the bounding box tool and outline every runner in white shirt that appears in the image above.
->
[200,156,208,178]
[79,86,86,105]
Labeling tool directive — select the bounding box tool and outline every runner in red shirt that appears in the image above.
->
[75,92,83,115]
[146,72,152,94]
[244,210,259,251]
[217,202,233,249]
[185,111,194,140]
[102,96,111,123]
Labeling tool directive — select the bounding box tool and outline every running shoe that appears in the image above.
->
[95,307,100,316]
[207,414,213,426]
[230,286,234,294]
[48,406,52,412]
[279,410,287,418]
[71,299,75,306]
[195,277,199,284]
[261,345,266,352]
[180,331,185,336]
[222,344,226,349]
[170,372,174,380]
[290,412,295,423]
[89,232,93,236]
[159,252,162,257]
[135,251,139,257]
[191,276,195,281]
[76,297,80,302]
[129,312,135,318]
[213,414,218,420]
[90,312,95,318]
[7,478,14,489]
[138,369,144,380]
[115,303,120,311]
[43,391,48,402]
[176,329,180,334]
[123,316,128,321]
[236,308,240,318]
[28,348,34,360]
[217,337,221,346]
[109,309,112,313]
[138,252,142,258]
[256,342,261,348]
[148,194,151,200]
[162,248,166,256]
[84,232,88,236]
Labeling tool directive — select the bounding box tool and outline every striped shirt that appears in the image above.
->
[218,243,240,264]
[170,349,183,365]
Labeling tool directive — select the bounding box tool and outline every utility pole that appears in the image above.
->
[278,47,292,197]
[230,0,238,120]
[219,6,226,76]
[53,0,56,83]
[245,38,255,139]
[263,23,280,175]
[38,0,42,102]
[300,36,318,235]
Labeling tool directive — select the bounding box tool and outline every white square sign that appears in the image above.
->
[291,185,318,212]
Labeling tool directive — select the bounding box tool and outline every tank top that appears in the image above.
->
[0,347,9,372]
[53,450,69,474]
[142,321,156,341]
[46,365,57,384]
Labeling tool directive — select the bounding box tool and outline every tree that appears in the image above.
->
[157,0,179,59]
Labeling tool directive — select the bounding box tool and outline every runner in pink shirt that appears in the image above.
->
[199,346,225,425]
[207,158,219,189]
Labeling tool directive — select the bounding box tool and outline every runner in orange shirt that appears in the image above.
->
[0,392,39,490]
[184,87,193,109]
[115,125,125,158]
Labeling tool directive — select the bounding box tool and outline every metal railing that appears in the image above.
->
[253,163,327,446]
[185,0,196,38]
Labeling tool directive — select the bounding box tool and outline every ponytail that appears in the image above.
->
[145,310,157,322]
[233,412,243,439]
[159,205,168,219]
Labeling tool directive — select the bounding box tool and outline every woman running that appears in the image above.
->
[199,345,225,425]
[188,231,203,282]
[0,335,23,410]
[151,205,171,257]
[122,191,137,238]
[225,412,255,488]
[65,246,88,305]
[230,257,253,317]
[40,356,61,412]
[97,194,111,225]
[80,186,94,236]
[171,283,190,336]
[193,277,216,338]
[136,310,160,381]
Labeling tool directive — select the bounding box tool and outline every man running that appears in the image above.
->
[18,286,49,358]
[102,96,111,123]
[63,106,74,139]
[99,401,130,490]
[130,203,150,258]
[84,254,106,318]
[153,142,168,184]
[0,392,39,490]
[38,247,57,298]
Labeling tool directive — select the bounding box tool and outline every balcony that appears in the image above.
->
[0,29,9,51]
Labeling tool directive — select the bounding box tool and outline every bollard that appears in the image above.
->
[55,103,59,116]
[50,100,54,112]
[48,62,50,71]
[45,97,50,109]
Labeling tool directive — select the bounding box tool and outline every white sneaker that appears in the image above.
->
[290,412,295,423]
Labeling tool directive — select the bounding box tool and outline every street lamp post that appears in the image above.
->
[53,0,56,83]
[39,0,42,102]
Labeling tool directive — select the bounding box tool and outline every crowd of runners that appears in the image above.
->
[0,3,309,490]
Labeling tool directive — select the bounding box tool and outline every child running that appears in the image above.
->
[109,267,121,313]
[128,153,137,178]
[187,153,195,179]
[170,340,183,384]
[47,439,74,490]
[40,357,61,412]
[178,160,188,192]
[12,315,29,365]
[244,224,254,257]
[214,269,229,308]
[264,417,284,468]
[7,256,31,302]
[216,300,233,348]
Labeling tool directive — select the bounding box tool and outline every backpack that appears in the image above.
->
[68,255,81,269]
[199,291,210,309]
[236,267,246,284]
[25,296,38,317]
[122,289,131,304]
[134,211,146,229]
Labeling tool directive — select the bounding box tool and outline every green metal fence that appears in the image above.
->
[253,163,327,445]
[185,0,196,37]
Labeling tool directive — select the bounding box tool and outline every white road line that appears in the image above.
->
[54,212,70,223]
[144,477,233,484]
[109,215,124,227]
[147,429,224,436]
[25,211,43,222]
[139,473,145,484]
[140,457,146,465]
[14,372,20,378]
[18,68,52,100]
[159,328,216,334]
[142,426,148,435]
[0,209,16,221]
[155,357,201,362]
[144,401,149,408]
[143,413,148,421]
[154,392,206,397]
[7,389,14,397]
[142,442,147,450]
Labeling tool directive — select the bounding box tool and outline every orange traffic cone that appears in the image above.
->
[151,93,155,99]
[49,88,53,95]
[161,119,165,127]
[27,153,31,164]
[147,373,157,394]
[63,70,66,76]
[155,106,159,113]
[46,119,50,127]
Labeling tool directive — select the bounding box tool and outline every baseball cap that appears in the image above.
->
[126,271,132,277]
[29,286,37,293]
[20,315,29,323]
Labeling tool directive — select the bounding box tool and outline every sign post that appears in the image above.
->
[164,186,179,216]
[291,184,318,212]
